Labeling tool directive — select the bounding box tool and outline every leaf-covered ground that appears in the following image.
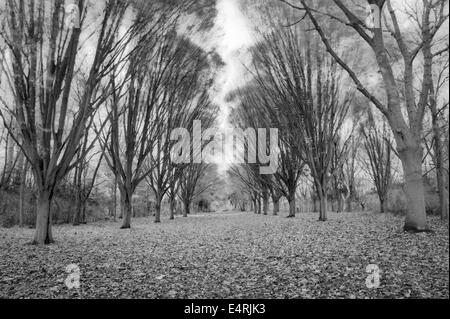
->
[0,212,448,299]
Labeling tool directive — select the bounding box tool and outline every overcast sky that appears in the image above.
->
[206,0,256,171]
[214,0,254,128]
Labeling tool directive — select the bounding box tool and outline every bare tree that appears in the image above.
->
[249,27,352,221]
[284,0,449,231]
[72,143,104,225]
[342,134,361,212]
[0,0,139,244]
[360,122,393,213]
[145,38,214,223]
[178,163,214,217]
[100,24,171,229]
[228,87,278,217]
[426,55,449,219]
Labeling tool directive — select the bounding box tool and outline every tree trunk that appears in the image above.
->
[430,89,448,220]
[154,195,162,223]
[183,200,190,217]
[337,193,343,213]
[119,192,124,219]
[318,189,327,221]
[169,197,175,220]
[33,190,54,245]
[120,193,132,229]
[379,194,388,214]
[257,196,262,214]
[6,132,15,182]
[346,196,352,212]
[288,194,295,218]
[15,150,24,185]
[81,201,87,224]
[112,177,117,222]
[436,161,449,220]
[399,148,428,232]
[252,199,257,214]
[273,198,280,215]
[18,161,28,227]
[262,193,268,215]
[73,197,82,226]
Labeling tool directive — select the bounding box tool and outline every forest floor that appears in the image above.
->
[0,211,448,299]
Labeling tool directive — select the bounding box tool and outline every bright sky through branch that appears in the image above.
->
[214,0,254,172]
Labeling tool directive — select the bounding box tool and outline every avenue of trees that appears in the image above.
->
[0,0,448,245]
[0,0,220,244]
[229,0,448,230]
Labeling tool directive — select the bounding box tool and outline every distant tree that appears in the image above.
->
[100,17,178,229]
[250,27,352,221]
[360,122,393,214]
[179,163,212,217]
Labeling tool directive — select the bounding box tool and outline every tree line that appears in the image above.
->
[0,0,219,244]
[229,0,448,230]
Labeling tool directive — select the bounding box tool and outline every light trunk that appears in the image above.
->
[430,105,448,219]
[33,190,53,245]
[73,197,82,226]
[337,193,343,213]
[346,196,352,212]
[436,164,449,220]
[120,193,132,229]
[262,194,268,215]
[257,197,262,214]
[399,148,428,231]
[154,195,162,223]
[318,189,327,221]
[169,197,175,220]
[273,198,280,215]
[288,194,296,218]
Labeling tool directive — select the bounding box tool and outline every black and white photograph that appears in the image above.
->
[0,0,448,308]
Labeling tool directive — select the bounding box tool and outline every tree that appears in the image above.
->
[231,82,305,218]
[285,0,449,231]
[72,140,104,225]
[249,26,352,221]
[360,122,392,213]
[0,0,138,244]
[178,163,212,217]
[342,134,361,212]
[145,37,214,224]
[228,86,278,217]
[100,16,176,229]
[425,55,449,219]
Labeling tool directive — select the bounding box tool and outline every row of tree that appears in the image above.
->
[0,0,219,244]
[229,0,448,229]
